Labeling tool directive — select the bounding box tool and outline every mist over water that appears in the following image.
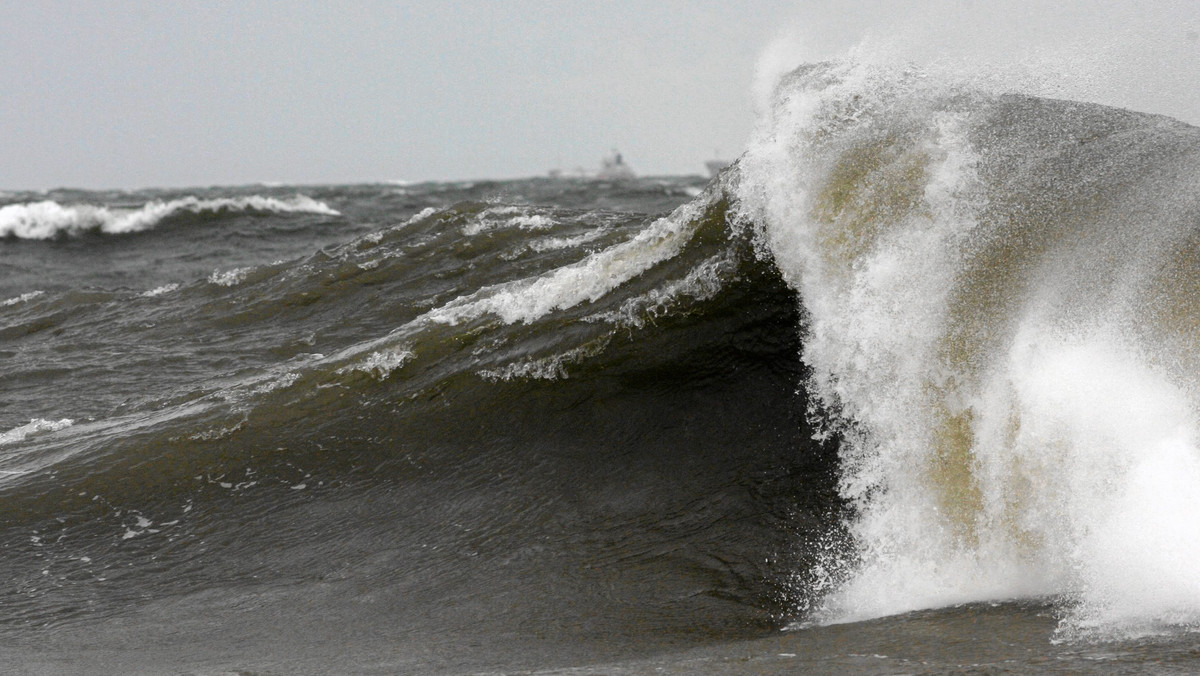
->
[754,2,1200,128]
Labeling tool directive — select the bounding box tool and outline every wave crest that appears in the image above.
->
[738,57,1200,638]
[0,195,339,240]
[0,418,73,447]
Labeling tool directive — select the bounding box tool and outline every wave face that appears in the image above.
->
[737,59,1200,637]
[0,175,843,673]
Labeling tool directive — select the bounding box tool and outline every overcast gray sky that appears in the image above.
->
[2,1,1198,189]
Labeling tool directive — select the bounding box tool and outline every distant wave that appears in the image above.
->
[0,418,73,447]
[0,195,339,239]
[1,290,44,307]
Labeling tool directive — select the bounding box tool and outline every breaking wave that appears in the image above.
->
[736,58,1200,638]
[0,419,73,448]
[5,55,1200,670]
[0,194,339,239]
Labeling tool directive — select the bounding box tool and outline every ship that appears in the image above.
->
[596,150,635,180]
[548,150,636,180]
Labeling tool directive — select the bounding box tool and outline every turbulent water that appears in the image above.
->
[739,60,1200,638]
[6,59,1200,674]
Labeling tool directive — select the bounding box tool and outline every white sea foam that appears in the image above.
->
[428,195,714,327]
[121,514,159,540]
[251,372,301,395]
[525,228,610,253]
[402,207,438,227]
[1,290,45,307]
[478,339,610,382]
[738,54,1200,639]
[0,418,74,446]
[141,283,179,298]
[0,195,339,239]
[594,253,731,330]
[337,349,414,380]
[208,267,254,287]
[463,208,557,236]
[317,188,719,397]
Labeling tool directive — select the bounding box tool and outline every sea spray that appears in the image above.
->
[737,56,1200,637]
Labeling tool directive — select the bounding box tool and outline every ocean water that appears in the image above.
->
[5,59,1200,675]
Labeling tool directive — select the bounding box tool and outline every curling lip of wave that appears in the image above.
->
[736,57,1200,638]
[0,194,340,239]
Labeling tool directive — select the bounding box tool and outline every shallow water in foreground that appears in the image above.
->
[7,602,1200,674]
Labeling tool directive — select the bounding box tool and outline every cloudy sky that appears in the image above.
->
[2,1,1197,189]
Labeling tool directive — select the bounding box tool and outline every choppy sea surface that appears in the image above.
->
[5,59,1200,674]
